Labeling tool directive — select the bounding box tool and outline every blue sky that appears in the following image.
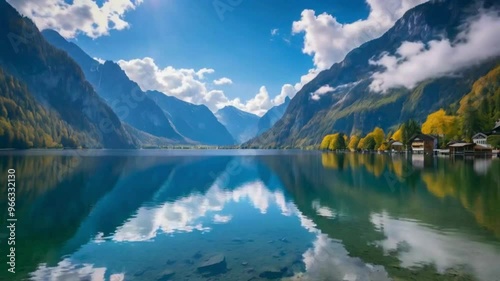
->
[8,0,429,115]
[73,0,368,104]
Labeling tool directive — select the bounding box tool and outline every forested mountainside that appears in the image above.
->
[0,68,97,148]
[0,0,137,148]
[246,0,500,148]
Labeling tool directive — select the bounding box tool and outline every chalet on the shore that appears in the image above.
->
[470,120,500,149]
[389,139,404,152]
[448,142,492,155]
[448,142,475,155]
[409,134,437,154]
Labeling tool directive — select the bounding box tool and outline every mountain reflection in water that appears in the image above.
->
[0,150,499,281]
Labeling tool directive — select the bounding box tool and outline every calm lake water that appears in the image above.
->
[1,150,499,281]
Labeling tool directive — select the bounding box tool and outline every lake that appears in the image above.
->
[1,150,499,281]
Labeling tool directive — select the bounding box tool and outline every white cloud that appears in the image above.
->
[369,12,500,92]
[271,28,279,36]
[213,214,232,223]
[7,0,143,39]
[118,57,295,116]
[310,85,335,101]
[93,57,105,64]
[273,84,296,105]
[292,0,428,70]
[213,77,233,85]
[196,68,215,79]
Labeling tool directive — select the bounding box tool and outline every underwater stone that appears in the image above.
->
[197,254,227,275]
[157,269,175,281]
[259,266,288,279]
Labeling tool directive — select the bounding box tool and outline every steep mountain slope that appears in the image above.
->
[0,0,136,148]
[42,29,184,141]
[257,96,291,135]
[458,65,500,121]
[147,91,235,145]
[246,0,500,148]
[0,67,95,148]
[216,106,260,143]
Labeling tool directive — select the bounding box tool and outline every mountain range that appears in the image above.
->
[246,0,500,148]
[1,0,499,149]
[41,28,290,146]
[42,29,239,146]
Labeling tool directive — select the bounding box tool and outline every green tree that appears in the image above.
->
[487,135,500,149]
[402,119,421,149]
[461,99,480,142]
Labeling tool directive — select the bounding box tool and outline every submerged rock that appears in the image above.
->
[259,266,288,279]
[157,269,175,281]
[280,237,290,243]
[133,268,148,277]
[192,250,203,259]
[197,254,227,275]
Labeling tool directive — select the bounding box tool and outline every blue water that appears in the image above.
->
[1,150,499,281]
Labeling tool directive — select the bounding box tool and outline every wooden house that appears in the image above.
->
[409,134,437,154]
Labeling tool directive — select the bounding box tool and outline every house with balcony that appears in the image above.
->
[409,134,437,154]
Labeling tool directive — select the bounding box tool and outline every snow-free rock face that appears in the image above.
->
[246,0,500,148]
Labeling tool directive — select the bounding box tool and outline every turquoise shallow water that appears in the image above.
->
[0,150,499,281]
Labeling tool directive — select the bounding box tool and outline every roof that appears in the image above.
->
[449,143,475,148]
[474,145,492,151]
[391,141,403,146]
[494,120,500,130]
[409,134,435,142]
[472,133,488,139]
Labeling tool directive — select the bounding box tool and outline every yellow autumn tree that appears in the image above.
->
[371,127,385,150]
[320,134,335,150]
[422,109,460,144]
[348,135,360,151]
[328,133,347,151]
[392,127,403,142]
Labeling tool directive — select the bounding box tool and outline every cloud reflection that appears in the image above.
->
[30,259,124,281]
[371,212,500,281]
[113,180,293,242]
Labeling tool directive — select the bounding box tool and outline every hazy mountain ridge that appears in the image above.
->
[257,96,291,135]
[216,106,260,144]
[147,90,235,145]
[246,0,500,148]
